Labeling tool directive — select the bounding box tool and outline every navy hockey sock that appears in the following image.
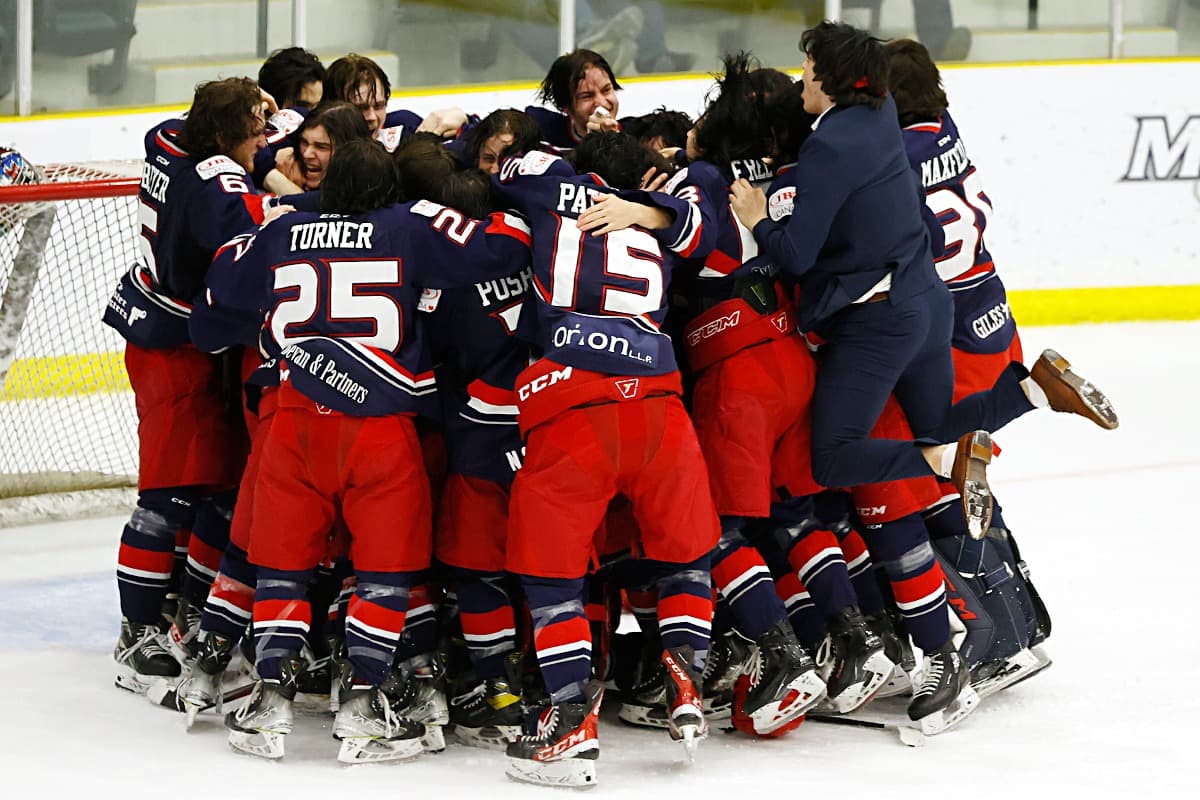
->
[651,554,713,671]
[838,526,886,617]
[117,487,200,625]
[182,489,235,609]
[860,514,951,652]
[453,568,517,680]
[785,525,859,619]
[199,541,256,641]
[252,568,313,681]
[710,519,786,640]
[348,570,418,685]
[522,575,591,704]
[393,579,439,671]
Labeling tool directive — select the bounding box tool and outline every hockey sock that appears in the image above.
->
[860,514,951,652]
[393,579,439,671]
[199,541,256,641]
[453,568,517,680]
[785,526,859,620]
[117,487,201,625]
[347,570,419,685]
[838,527,886,617]
[586,575,621,683]
[305,561,342,659]
[252,567,314,681]
[521,575,591,704]
[182,489,236,609]
[710,518,786,640]
[626,586,660,641]
[650,554,713,672]
[774,571,825,651]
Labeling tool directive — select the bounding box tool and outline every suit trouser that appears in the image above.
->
[809,282,1033,488]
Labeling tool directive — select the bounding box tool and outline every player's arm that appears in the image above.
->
[190,231,271,352]
[189,157,270,251]
[403,201,532,289]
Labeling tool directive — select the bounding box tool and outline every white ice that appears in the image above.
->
[2,321,1197,798]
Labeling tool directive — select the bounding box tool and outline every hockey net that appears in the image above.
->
[0,159,142,526]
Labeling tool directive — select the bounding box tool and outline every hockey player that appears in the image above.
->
[492,134,716,786]
[199,139,531,762]
[101,77,276,696]
[273,101,371,190]
[257,46,326,111]
[452,108,542,174]
[526,49,630,150]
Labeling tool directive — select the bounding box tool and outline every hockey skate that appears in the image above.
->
[382,657,449,752]
[971,646,1052,700]
[166,598,203,664]
[702,629,754,729]
[1030,349,1119,430]
[225,657,303,759]
[505,682,603,788]
[114,618,181,695]
[867,611,917,699]
[815,607,894,713]
[951,430,994,539]
[334,661,426,764]
[733,621,826,736]
[617,639,670,729]
[449,677,523,750]
[661,646,708,760]
[908,641,980,735]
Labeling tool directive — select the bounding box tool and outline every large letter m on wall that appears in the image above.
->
[1123,115,1200,181]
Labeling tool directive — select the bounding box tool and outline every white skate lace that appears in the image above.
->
[915,655,944,699]
[814,635,832,669]
[375,690,402,737]
[117,625,171,663]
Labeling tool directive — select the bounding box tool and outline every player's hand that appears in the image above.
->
[259,88,279,116]
[577,192,670,235]
[274,147,304,186]
[263,203,295,224]
[585,107,620,134]
[417,107,469,137]
[658,146,682,162]
[639,166,669,192]
[729,178,768,229]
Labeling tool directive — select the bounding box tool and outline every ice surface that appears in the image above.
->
[2,322,1197,797]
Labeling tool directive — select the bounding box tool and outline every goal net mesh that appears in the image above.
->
[0,160,141,521]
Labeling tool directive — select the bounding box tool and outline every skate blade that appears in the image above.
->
[680,726,701,762]
[115,667,172,697]
[704,705,733,731]
[336,735,424,764]
[825,651,895,714]
[873,665,913,699]
[1041,349,1119,430]
[449,724,521,751]
[229,729,287,759]
[505,755,597,788]
[972,648,1052,700]
[421,725,446,753]
[617,703,671,729]
[916,685,980,736]
[749,673,827,735]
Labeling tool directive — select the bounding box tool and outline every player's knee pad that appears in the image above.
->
[931,528,1040,667]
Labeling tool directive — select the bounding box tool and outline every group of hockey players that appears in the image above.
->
[98,21,1119,786]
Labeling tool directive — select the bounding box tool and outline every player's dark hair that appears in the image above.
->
[884,38,949,127]
[320,139,400,213]
[258,47,326,109]
[694,52,775,165]
[622,107,693,149]
[434,168,497,219]
[748,66,795,107]
[298,101,371,148]
[324,54,391,106]
[538,49,621,111]
[177,77,265,161]
[800,21,889,110]
[464,109,541,168]
[765,79,819,161]
[569,131,658,191]
[394,133,460,202]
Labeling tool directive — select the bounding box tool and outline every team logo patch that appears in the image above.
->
[195,155,245,180]
[615,378,639,399]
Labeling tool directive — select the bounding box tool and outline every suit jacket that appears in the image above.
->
[752,95,940,332]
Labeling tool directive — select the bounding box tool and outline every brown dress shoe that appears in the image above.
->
[951,431,994,540]
[1031,349,1119,430]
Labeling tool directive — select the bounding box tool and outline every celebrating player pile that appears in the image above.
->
[95,23,1117,787]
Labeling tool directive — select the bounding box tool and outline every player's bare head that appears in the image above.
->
[884,38,948,126]
[433,169,496,219]
[300,101,372,149]
[538,49,621,112]
[764,79,819,162]
[800,21,889,110]
[466,109,540,174]
[258,47,326,110]
[178,77,267,161]
[394,133,459,202]
[621,107,693,151]
[694,52,777,165]
[569,131,661,191]
[325,54,391,133]
[320,139,400,214]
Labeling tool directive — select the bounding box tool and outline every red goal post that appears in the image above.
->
[0,160,142,526]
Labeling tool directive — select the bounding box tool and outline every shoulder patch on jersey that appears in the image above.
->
[519,150,560,176]
[377,126,404,153]
[410,199,446,219]
[417,288,442,313]
[663,167,690,195]
[768,186,794,222]
[267,108,305,138]
[195,155,247,180]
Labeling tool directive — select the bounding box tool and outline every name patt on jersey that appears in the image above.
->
[492,150,703,378]
[902,112,996,284]
[202,201,530,416]
[421,266,533,483]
